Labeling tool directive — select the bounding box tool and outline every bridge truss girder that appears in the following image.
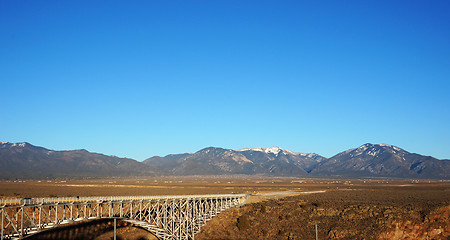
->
[0,194,247,240]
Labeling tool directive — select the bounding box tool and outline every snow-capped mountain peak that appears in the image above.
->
[265,146,283,155]
[12,143,27,147]
[378,143,392,147]
[357,143,403,152]
[237,146,297,156]
[0,142,28,148]
[238,147,264,152]
[350,143,408,159]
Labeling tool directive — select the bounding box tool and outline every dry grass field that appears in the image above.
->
[1,176,449,239]
[1,176,442,198]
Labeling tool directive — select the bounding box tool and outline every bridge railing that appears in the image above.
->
[1,194,248,240]
[0,194,248,206]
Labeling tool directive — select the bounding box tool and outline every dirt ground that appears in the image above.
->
[1,177,449,239]
[197,184,450,240]
[0,176,440,198]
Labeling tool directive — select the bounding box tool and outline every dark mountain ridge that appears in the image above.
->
[311,143,450,179]
[0,142,156,179]
[144,144,449,179]
[144,146,327,176]
[1,142,449,179]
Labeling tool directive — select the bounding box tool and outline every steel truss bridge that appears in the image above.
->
[0,194,248,240]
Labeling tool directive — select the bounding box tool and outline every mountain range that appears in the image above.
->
[143,146,327,176]
[0,142,156,179]
[310,143,450,179]
[143,144,449,179]
[1,141,449,179]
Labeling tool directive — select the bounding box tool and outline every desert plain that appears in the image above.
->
[1,176,449,239]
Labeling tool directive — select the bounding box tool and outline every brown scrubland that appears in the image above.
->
[1,176,448,239]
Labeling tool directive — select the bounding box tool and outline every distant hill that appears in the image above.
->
[1,142,449,179]
[0,142,156,179]
[143,146,327,176]
[144,144,449,179]
[310,143,450,179]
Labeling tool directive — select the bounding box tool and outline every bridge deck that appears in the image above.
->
[1,194,247,207]
[1,194,248,240]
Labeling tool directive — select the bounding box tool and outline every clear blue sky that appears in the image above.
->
[1,1,449,160]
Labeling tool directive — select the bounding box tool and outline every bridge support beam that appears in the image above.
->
[0,194,247,240]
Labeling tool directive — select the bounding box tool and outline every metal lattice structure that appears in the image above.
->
[0,194,248,240]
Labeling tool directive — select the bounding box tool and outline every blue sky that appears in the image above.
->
[1,1,449,160]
